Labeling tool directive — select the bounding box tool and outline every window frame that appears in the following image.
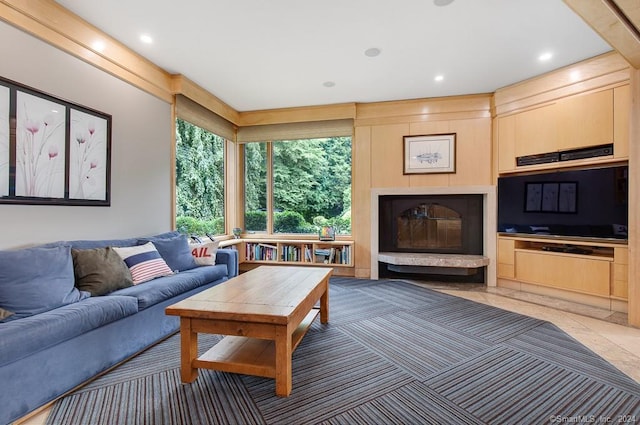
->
[240,136,352,237]
[174,117,228,236]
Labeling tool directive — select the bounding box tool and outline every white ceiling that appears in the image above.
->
[55,0,613,112]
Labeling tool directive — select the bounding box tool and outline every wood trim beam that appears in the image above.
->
[494,52,630,115]
[172,75,241,125]
[356,94,492,121]
[563,0,640,69]
[238,103,356,126]
[0,0,173,102]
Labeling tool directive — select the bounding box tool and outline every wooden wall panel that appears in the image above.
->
[614,84,631,159]
[353,126,372,278]
[354,98,493,277]
[448,119,492,187]
[370,123,410,188]
[629,69,640,327]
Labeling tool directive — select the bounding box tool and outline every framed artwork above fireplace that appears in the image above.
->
[403,133,456,174]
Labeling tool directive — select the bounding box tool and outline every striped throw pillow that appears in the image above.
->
[113,242,173,284]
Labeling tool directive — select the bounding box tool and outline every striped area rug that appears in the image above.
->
[46,278,640,425]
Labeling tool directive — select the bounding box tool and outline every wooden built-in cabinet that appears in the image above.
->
[497,235,628,310]
[514,103,559,158]
[240,239,354,268]
[497,86,629,172]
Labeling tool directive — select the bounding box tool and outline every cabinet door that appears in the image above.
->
[612,246,628,299]
[614,85,630,159]
[497,238,515,278]
[556,89,613,151]
[497,115,516,172]
[514,104,558,157]
[515,251,610,296]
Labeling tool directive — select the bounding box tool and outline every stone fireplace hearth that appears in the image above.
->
[370,186,497,286]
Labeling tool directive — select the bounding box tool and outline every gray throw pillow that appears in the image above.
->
[72,247,134,296]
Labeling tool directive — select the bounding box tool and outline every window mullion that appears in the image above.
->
[266,141,274,234]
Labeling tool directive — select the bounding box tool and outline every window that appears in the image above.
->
[175,118,225,235]
[244,142,267,232]
[243,137,351,235]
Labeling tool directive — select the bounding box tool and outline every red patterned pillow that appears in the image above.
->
[189,240,219,266]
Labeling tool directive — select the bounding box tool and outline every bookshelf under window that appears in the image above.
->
[241,239,353,267]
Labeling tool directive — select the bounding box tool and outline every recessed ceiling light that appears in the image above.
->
[538,52,553,61]
[364,47,381,57]
[434,75,444,82]
[323,81,336,88]
[140,34,153,44]
[434,0,454,6]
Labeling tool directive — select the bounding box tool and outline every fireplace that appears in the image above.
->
[376,192,488,283]
[379,194,483,255]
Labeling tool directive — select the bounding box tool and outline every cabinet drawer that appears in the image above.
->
[515,251,610,296]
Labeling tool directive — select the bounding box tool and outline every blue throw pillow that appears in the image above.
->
[0,245,90,321]
[138,234,198,272]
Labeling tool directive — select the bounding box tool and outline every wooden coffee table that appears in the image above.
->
[165,265,331,397]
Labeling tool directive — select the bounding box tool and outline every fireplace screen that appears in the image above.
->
[397,203,462,249]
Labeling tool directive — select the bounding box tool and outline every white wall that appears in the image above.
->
[0,22,173,249]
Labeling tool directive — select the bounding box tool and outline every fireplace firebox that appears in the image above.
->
[378,194,484,282]
[379,194,483,254]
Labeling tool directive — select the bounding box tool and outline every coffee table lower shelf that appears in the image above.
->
[194,307,320,379]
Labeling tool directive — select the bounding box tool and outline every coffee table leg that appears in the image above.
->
[320,282,329,324]
[275,326,292,396]
[180,318,199,383]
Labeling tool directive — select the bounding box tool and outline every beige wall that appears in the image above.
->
[0,21,173,249]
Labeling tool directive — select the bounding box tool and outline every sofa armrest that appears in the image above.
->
[215,248,239,278]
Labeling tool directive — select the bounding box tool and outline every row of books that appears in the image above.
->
[246,242,351,265]
[281,244,309,262]
[314,246,351,265]
[245,242,278,261]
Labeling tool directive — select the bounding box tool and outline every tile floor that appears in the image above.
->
[16,282,640,424]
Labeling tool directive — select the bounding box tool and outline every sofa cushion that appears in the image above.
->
[138,234,197,272]
[113,242,173,285]
[72,247,134,296]
[189,239,220,266]
[55,231,182,250]
[0,245,90,321]
[63,237,140,250]
[0,295,138,367]
[109,264,228,310]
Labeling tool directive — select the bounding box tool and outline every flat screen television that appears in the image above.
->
[497,165,628,242]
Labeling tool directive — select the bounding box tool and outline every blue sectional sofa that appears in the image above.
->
[0,232,238,425]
